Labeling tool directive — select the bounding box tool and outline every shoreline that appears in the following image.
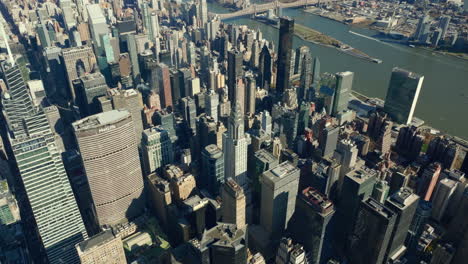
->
[253,16,382,63]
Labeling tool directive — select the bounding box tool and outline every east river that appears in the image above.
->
[208,2,468,139]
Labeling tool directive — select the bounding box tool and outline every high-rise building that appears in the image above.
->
[418,163,442,201]
[383,68,424,125]
[276,17,294,96]
[259,44,272,90]
[74,72,108,117]
[222,178,246,229]
[319,125,339,158]
[331,71,353,116]
[227,49,244,102]
[260,161,300,240]
[156,63,173,109]
[73,110,145,227]
[275,238,306,264]
[337,167,377,250]
[76,230,126,264]
[87,4,109,53]
[430,242,455,264]
[202,144,225,194]
[288,187,336,264]
[181,96,197,132]
[61,46,96,100]
[108,88,145,145]
[395,125,424,160]
[372,180,390,203]
[368,111,393,155]
[384,187,419,262]
[333,139,358,189]
[205,88,219,122]
[11,128,88,263]
[426,136,460,170]
[431,178,457,222]
[193,223,247,264]
[348,198,396,264]
[142,127,174,175]
[0,61,35,137]
[407,200,432,251]
[223,103,251,187]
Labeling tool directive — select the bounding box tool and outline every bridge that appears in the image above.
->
[209,0,336,20]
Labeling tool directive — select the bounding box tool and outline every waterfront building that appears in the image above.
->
[383,68,424,125]
[331,71,353,116]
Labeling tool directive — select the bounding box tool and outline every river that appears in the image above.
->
[208,2,468,140]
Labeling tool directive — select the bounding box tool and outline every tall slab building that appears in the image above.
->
[73,110,145,227]
[383,68,424,125]
[260,161,300,240]
[276,17,294,96]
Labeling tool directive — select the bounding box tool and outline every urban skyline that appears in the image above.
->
[0,0,467,264]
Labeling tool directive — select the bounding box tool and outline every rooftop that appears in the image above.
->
[388,187,419,209]
[77,230,116,253]
[346,166,378,184]
[73,109,130,131]
[301,187,334,215]
[365,198,395,220]
[264,161,299,182]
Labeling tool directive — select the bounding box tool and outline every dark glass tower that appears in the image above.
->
[276,17,294,96]
[227,49,243,102]
[349,198,397,264]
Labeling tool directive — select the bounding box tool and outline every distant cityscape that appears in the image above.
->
[0,0,467,264]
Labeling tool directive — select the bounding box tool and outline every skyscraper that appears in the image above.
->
[227,49,244,102]
[73,110,145,227]
[337,167,377,251]
[288,187,336,264]
[205,88,219,122]
[74,72,108,117]
[156,63,173,108]
[407,200,432,251]
[194,223,247,264]
[142,127,174,175]
[276,17,294,96]
[383,68,424,125]
[431,178,457,222]
[223,103,251,187]
[384,187,419,262]
[348,198,396,264]
[222,178,246,229]
[260,161,300,240]
[202,144,225,194]
[87,4,109,54]
[418,163,442,201]
[319,125,339,158]
[331,71,353,116]
[12,126,88,263]
[0,61,35,137]
[259,44,272,90]
[61,45,96,100]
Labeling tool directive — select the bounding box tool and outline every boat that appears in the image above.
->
[372,58,383,64]
[409,44,415,48]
